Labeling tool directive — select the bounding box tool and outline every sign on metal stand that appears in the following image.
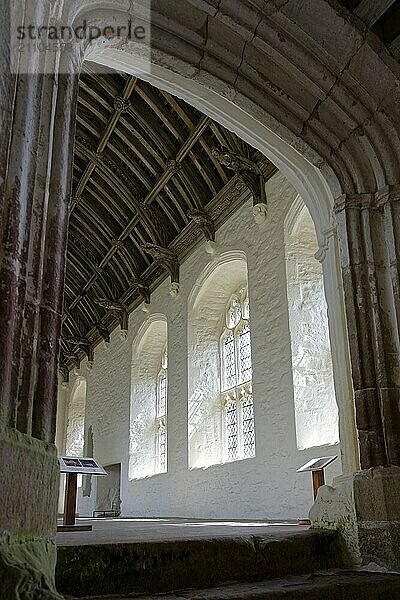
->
[297,456,338,525]
[57,456,107,532]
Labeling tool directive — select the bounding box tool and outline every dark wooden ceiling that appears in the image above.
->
[337,0,400,50]
[61,64,277,374]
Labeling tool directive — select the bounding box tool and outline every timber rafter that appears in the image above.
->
[62,64,278,370]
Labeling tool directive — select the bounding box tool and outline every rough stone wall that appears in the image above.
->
[70,173,343,520]
[285,206,339,450]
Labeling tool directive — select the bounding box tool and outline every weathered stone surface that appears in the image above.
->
[66,571,400,599]
[0,539,62,600]
[309,476,360,564]
[354,467,400,571]
[311,467,400,571]
[0,428,61,599]
[56,530,349,597]
[0,428,59,535]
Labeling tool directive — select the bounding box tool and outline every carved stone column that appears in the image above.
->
[335,191,400,469]
[311,187,400,571]
[0,4,81,596]
[316,227,359,476]
[32,67,79,442]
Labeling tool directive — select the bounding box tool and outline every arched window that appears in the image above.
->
[65,378,87,457]
[284,200,339,449]
[156,347,167,473]
[220,288,255,461]
[129,316,168,480]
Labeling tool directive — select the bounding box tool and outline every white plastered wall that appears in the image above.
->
[55,376,87,514]
[65,378,87,456]
[285,203,339,450]
[73,172,345,520]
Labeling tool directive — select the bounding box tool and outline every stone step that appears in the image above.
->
[62,571,400,599]
[56,530,349,598]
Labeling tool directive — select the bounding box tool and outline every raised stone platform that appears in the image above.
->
[66,571,400,599]
[56,518,349,598]
[56,517,308,546]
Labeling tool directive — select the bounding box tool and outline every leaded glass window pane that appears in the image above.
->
[226,401,238,460]
[223,332,237,390]
[242,395,255,457]
[239,324,252,383]
[220,285,255,461]
[158,424,166,471]
[158,371,167,417]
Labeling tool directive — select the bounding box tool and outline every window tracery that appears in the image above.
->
[156,346,168,472]
[221,288,255,461]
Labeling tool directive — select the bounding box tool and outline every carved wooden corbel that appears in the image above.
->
[94,298,129,339]
[141,243,180,297]
[64,351,81,375]
[59,363,70,388]
[132,277,151,312]
[64,337,94,370]
[188,209,217,254]
[211,146,268,223]
[95,322,110,346]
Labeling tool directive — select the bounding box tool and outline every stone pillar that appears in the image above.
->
[32,67,79,443]
[317,228,359,476]
[0,0,49,430]
[0,4,81,595]
[335,191,400,469]
[311,188,400,571]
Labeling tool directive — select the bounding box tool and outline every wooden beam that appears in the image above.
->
[71,75,137,212]
[354,0,397,27]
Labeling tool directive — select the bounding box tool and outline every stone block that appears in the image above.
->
[0,427,59,535]
[311,467,400,571]
[354,466,400,523]
[0,427,61,599]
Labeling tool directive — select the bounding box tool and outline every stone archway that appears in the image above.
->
[1,1,400,596]
[74,0,400,471]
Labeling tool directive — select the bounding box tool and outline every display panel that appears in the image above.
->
[297,456,337,472]
[58,456,107,475]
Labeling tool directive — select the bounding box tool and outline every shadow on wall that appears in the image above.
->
[284,199,339,450]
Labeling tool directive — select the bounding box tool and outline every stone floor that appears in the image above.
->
[56,517,307,546]
[73,572,400,599]
[56,521,345,598]
[56,519,400,599]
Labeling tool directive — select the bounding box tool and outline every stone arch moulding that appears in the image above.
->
[84,40,359,475]
[131,313,168,361]
[188,250,249,315]
[71,0,400,198]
